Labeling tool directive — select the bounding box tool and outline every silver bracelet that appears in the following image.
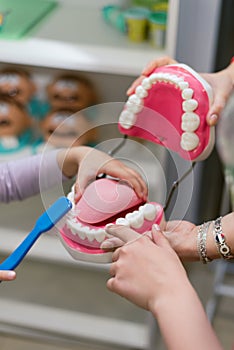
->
[213,217,234,260]
[197,221,212,264]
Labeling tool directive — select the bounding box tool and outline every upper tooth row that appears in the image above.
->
[119,71,202,152]
[65,201,159,242]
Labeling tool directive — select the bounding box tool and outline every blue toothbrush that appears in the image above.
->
[0,197,72,271]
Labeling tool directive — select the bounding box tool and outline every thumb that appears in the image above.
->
[207,95,226,126]
[151,224,171,249]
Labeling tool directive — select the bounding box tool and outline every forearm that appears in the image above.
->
[0,150,63,202]
[151,280,223,350]
[56,146,91,178]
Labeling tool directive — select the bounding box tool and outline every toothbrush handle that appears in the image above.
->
[0,226,41,271]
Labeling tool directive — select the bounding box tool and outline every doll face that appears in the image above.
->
[59,178,164,263]
[0,102,31,137]
[47,78,96,111]
[41,111,95,147]
[0,73,35,105]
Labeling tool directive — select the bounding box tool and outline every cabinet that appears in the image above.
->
[0,1,179,348]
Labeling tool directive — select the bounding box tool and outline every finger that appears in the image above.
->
[103,163,148,200]
[100,237,124,250]
[0,270,16,281]
[121,172,148,200]
[127,76,145,96]
[109,261,117,276]
[106,276,115,292]
[105,225,141,243]
[151,224,171,249]
[206,96,226,126]
[112,248,121,262]
[141,56,177,75]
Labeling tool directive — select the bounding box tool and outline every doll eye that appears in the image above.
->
[68,94,79,102]
[47,129,55,135]
[52,94,62,100]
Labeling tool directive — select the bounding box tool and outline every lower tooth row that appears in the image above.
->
[65,203,159,242]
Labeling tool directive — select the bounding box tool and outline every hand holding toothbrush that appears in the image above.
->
[0,270,16,281]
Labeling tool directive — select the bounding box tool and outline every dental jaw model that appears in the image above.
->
[59,63,214,263]
[119,64,214,161]
[60,178,164,263]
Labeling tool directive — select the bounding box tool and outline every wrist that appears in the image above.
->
[150,277,194,318]
[57,148,80,178]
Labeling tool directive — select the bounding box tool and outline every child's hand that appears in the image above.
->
[0,270,16,281]
[58,146,148,203]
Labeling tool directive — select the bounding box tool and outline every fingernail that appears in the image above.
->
[7,271,16,279]
[209,114,218,123]
[100,240,114,249]
[153,224,160,231]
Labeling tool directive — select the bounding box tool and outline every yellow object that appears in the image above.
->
[152,2,168,11]
[124,7,149,43]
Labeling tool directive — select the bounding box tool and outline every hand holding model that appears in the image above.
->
[127,56,234,126]
[57,146,148,203]
[106,224,223,350]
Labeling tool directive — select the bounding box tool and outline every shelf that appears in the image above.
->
[0,0,179,76]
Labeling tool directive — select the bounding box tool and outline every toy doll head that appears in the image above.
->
[0,67,36,106]
[46,74,97,111]
[0,95,32,137]
[40,109,97,148]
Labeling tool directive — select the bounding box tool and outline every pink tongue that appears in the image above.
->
[76,178,142,224]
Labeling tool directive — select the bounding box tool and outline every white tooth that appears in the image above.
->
[78,227,86,240]
[85,228,95,242]
[67,192,74,201]
[126,212,144,229]
[143,203,157,221]
[169,74,180,83]
[135,85,148,98]
[182,88,194,100]
[141,77,152,89]
[67,219,81,234]
[181,112,200,132]
[149,73,160,83]
[178,81,189,90]
[126,100,143,114]
[95,229,106,243]
[116,217,130,226]
[163,73,172,81]
[156,205,161,212]
[174,76,184,84]
[128,94,142,105]
[131,212,144,229]
[182,99,198,112]
[180,132,199,151]
[119,110,136,129]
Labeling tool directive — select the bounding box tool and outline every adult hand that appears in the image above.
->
[0,270,16,281]
[127,56,177,96]
[106,224,187,311]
